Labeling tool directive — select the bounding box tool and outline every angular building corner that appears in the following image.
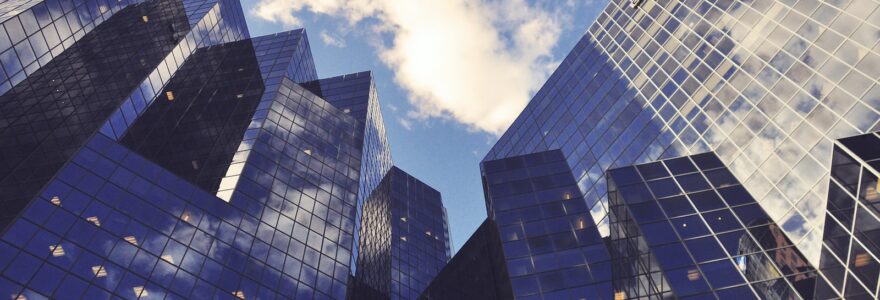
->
[425,0,879,299]
[0,0,436,299]
[350,166,451,300]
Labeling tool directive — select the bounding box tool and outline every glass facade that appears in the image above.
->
[0,0,407,299]
[607,152,830,299]
[353,167,450,300]
[119,30,316,194]
[301,72,394,276]
[485,0,880,266]
[818,131,880,298]
[481,150,612,299]
[0,0,247,231]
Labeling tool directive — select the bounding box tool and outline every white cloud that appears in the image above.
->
[398,118,413,131]
[251,0,568,135]
[320,30,347,47]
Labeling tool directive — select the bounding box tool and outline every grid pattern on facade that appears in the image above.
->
[0,75,364,299]
[482,150,612,299]
[119,38,267,194]
[354,170,393,299]
[99,0,251,141]
[485,0,880,265]
[0,129,327,299]
[0,0,200,231]
[119,30,316,195]
[353,167,450,300]
[818,131,880,298]
[220,78,364,298]
[607,152,831,299]
[388,167,449,300]
[0,0,145,95]
[301,71,394,275]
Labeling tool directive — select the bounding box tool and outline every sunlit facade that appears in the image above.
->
[608,152,829,299]
[818,132,880,298]
[477,0,879,298]
[487,0,879,267]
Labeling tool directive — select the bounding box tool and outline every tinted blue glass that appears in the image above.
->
[484,0,880,277]
[608,153,828,299]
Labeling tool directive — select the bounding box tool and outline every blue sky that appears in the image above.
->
[239,0,609,251]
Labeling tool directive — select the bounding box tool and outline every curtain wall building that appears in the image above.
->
[424,0,879,299]
[0,0,448,299]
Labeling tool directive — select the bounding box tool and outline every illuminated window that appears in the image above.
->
[124,236,138,245]
[577,218,586,230]
[92,265,107,277]
[87,216,101,226]
[133,286,147,297]
[614,291,626,300]
[564,192,572,200]
[303,149,312,155]
[161,255,175,264]
[166,91,175,101]
[425,231,432,236]
[400,217,407,222]
[401,236,407,242]
[865,181,880,201]
[50,244,65,257]
[50,196,61,206]
[687,269,700,281]
[855,253,871,267]
[181,211,192,223]
[141,15,148,23]
[11,294,26,300]
[233,291,245,299]
[343,108,350,113]
[236,94,244,99]
[237,68,244,72]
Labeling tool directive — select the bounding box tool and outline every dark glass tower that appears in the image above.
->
[419,219,512,300]
[607,152,829,299]
[352,166,450,300]
[817,131,880,298]
[480,150,612,299]
[0,0,399,299]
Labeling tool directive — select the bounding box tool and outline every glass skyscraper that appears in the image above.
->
[0,0,438,299]
[486,0,879,268]
[352,167,450,300]
[480,150,612,298]
[421,0,880,299]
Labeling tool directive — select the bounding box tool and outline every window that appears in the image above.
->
[133,286,147,297]
[92,265,107,277]
[50,244,65,257]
